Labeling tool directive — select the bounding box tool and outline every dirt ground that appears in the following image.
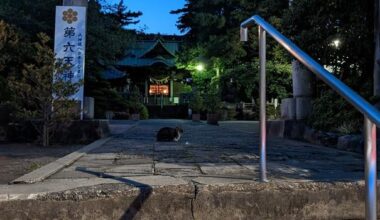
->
[0,143,82,184]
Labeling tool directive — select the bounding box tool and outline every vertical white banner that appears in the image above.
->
[54,6,86,103]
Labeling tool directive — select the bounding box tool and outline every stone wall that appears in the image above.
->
[268,120,364,153]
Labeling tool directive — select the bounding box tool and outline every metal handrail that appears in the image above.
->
[241,15,378,220]
[242,15,380,125]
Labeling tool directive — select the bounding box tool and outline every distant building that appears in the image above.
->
[101,35,189,106]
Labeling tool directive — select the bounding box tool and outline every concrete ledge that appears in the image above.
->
[11,137,112,184]
[1,176,188,201]
[0,181,378,219]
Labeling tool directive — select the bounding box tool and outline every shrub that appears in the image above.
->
[139,104,149,120]
[307,90,362,134]
[250,103,281,120]
[113,112,130,120]
[189,91,203,113]
[205,88,221,114]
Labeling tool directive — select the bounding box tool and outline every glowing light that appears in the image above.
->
[195,63,205,71]
[332,39,341,48]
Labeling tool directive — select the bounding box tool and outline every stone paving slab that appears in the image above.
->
[1,119,378,219]
[106,164,153,173]
[6,119,375,201]
[44,119,371,186]
[11,137,113,184]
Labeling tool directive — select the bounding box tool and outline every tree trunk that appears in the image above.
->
[374,0,380,96]
[43,122,49,147]
[43,104,50,147]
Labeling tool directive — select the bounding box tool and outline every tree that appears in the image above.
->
[84,0,142,117]
[172,0,292,102]
[0,0,58,38]
[104,0,142,27]
[0,20,21,102]
[282,0,374,132]
[0,0,143,119]
[9,33,81,147]
[282,0,373,92]
[85,0,140,74]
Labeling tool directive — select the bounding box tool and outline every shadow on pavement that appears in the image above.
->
[76,167,152,220]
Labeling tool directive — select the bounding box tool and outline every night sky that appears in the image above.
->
[106,0,186,35]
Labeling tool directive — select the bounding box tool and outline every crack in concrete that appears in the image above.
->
[152,143,157,175]
[190,181,199,220]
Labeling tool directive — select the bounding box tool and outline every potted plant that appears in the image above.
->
[128,86,141,120]
[127,86,149,120]
[205,89,221,125]
[189,91,203,121]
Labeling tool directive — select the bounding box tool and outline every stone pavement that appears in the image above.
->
[47,119,365,185]
[0,119,374,219]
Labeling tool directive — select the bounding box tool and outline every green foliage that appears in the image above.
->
[126,102,149,119]
[138,104,149,120]
[9,33,81,146]
[222,58,291,102]
[173,0,292,102]
[307,90,362,134]
[283,0,373,92]
[0,0,141,119]
[174,82,192,96]
[0,0,57,37]
[125,86,149,119]
[189,91,203,113]
[127,86,141,113]
[282,0,373,132]
[85,0,138,74]
[0,20,26,103]
[204,87,221,114]
[83,0,142,117]
[85,75,128,118]
[251,103,281,120]
[103,0,142,26]
[266,104,281,120]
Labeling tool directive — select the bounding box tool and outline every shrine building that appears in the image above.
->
[102,35,190,106]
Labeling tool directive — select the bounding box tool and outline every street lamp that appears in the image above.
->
[332,39,341,48]
[195,63,205,71]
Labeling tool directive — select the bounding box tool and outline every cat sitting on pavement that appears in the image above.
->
[156,127,183,142]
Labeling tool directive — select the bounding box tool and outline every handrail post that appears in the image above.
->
[242,14,380,218]
[259,26,268,182]
[364,117,377,220]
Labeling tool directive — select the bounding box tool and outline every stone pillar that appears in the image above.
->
[292,60,313,97]
[281,98,296,120]
[63,0,88,7]
[84,97,94,119]
[292,60,313,120]
[281,60,314,120]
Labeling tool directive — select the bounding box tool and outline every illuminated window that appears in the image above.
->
[149,85,169,96]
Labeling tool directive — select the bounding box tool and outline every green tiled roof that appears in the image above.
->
[117,39,180,67]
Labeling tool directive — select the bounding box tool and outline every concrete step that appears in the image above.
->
[0,181,374,219]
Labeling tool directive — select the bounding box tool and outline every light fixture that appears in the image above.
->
[332,39,341,48]
[195,63,205,71]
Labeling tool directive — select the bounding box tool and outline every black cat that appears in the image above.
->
[156,127,183,142]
